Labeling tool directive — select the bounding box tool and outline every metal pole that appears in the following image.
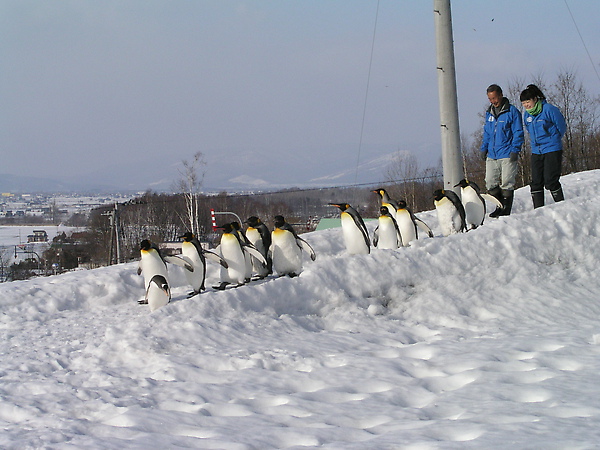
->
[433,0,464,194]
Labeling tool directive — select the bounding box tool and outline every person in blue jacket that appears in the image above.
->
[520,84,567,208]
[480,84,524,217]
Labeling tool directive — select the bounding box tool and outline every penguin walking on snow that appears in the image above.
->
[137,239,194,311]
[329,203,370,255]
[270,215,316,277]
[137,239,172,312]
[433,189,467,236]
[373,206,402,249]
[245,216,272,278]
[179,232,228,297]
[454,179,487,230]
[395,199,433,246]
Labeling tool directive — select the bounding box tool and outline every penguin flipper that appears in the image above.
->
[164,255,194,272]
[137,265,142,276]
[373,227,379,247]
[481,193,503,208]
[415,218,434,238]
[243,245,267,266]
[297,237,316,261]
[204,250,229,268]
[350,212,371,248]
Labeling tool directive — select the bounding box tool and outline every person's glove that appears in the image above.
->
[510,152,519,162]
[481,151,488,161]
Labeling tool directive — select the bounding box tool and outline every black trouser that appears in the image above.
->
[530,151,562,193]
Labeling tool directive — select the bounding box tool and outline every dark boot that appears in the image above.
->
[531,190,544,209]
[551,187,564,203]
[488,187,504,218]
[501,189,514,216]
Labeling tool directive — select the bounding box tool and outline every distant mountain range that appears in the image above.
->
[1,147,439,194]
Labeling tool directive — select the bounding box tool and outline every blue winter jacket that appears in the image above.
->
[480,101,524,159]
[523,100,566,155]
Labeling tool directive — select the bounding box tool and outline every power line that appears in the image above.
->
[563,0,600,85]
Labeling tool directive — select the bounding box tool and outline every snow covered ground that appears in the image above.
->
[1,170,600,448]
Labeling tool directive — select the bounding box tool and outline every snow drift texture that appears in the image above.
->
[1,171,600,449]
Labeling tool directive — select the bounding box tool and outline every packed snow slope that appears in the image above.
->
[2,171,600,449]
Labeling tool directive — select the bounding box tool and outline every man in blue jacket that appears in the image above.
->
[480,84,524,217]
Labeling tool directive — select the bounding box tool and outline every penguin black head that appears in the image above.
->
[379,206,390,216]
[231,221,241,231]
[140,239,152,251]
[219,223,234,233]
[179,231,194,242]
[246,216,261,227]
[329,203,350,211]
[274,215,286,228]
[433,189,446,202]
[454,179,468,189]
[372,189,386,198]
[397,200,407,209]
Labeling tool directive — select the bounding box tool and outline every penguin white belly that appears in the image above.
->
[395,211,417,247]
[147,275,170,312]
[140,252,168,290]
[340,213,368,254]
[377,218,399,249]
[219,235,246,284]
[435,199,461,236]
[461,188,484,229]
[181,242,205,292]
[272,229,302,275]
[246,229,269,277]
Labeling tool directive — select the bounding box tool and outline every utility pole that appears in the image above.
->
[433,0,464,194]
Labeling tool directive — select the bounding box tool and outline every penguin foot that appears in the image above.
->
[213,282,229,290]
[187,291,200,298]
[287,272,298,278]
[138,299,148,305]
[244,278,251,284]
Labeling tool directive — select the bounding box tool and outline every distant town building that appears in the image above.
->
[27,230,48,243]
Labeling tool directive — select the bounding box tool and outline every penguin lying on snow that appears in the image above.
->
[329,203,370,255]
[270,215,316,277]
[179,232,228,297]
[373,206,401,249]
[137,239,194,312]
[433,189,467,236]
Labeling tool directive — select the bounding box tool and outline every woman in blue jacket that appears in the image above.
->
[520,84,567,208]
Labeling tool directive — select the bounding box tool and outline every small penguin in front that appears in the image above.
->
[137,239,171,312]
[373,206,402,249]
[373,188,400,220]
[395,199,433,246]
[270,215,316,277]
[433,189,467,236]
[245,216,272,279]
[179,232,228,297]
[454,179,487,230]
[329,203,370,255]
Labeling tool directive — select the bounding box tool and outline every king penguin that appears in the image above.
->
[245,216,272,278]
[137,239,171,312]
[179,232,228,297]
[454,179,486,230]
[329,203,370,255]
[433,189,467,236]
[373,188,399,220]
[395,199,433,246]
[215,222,248,289]
[270,215,316,277]
[373,206,402,249]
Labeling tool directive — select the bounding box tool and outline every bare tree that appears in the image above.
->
[175,151,207,234]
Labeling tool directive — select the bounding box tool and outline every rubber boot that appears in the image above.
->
[501,189,514,216]
[551,187,564,203]
[531,190,544,209]
[488,187,504,218]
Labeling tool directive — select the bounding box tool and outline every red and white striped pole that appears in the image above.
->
[210,208,217,231]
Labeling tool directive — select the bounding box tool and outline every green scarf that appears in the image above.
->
[526,101,543,116]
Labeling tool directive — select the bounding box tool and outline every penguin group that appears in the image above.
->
[137,215,317,310]
[137,182,503,311]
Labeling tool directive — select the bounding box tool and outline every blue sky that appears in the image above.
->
[2,1,599,191]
